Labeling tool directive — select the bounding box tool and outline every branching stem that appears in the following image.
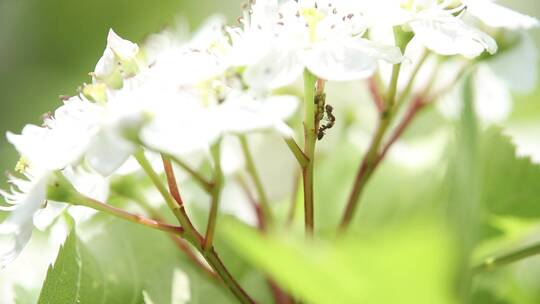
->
[203,142,224,251]
[77,195,184,235]
[301,71,325,235]
[135,150,255,304]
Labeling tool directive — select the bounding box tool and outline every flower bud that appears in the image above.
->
[46,171,83,205]
[107,29,141,77]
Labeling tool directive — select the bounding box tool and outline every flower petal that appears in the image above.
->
[243,48,304,90]
[464,0,539,30]
[107,29,139,61]
[302,42,386,81]
[410,11,497,58]
[0,175,47,268]
[86,130,134,176]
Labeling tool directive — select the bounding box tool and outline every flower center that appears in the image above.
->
[300,7,324,43]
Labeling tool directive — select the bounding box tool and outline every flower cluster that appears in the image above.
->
[1,0,538,269]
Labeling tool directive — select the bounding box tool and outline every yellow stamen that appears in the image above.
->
[15,156,29,173]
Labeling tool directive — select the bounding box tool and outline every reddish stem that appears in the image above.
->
[368,77,384,113]
[375,95,426,166]
[161,155,201,240]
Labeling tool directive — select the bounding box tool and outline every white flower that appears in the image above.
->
[437,33,538,123]
[0,169,47,268]
[229,0,403,89]
[408,9,497,58]
[106,29,139,61]
[361,0,497,58]
[135,20,300,158]
[462,0,539,30]
[0,165,108,268]
[93,29,143,86]
[6,98,102,172]
[138,80,299,158]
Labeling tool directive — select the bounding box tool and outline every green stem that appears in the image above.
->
[134,150,200,244]
[125,192,219,281]
[135,150,255,304]
[340,60,403,230]
[203,142,224,251]
[166,154,214,193]
[340,118,391,229]
[239,135,274,223]
[284,137,309,168]
[77,195,184,235]
[203,248,256,304]
[473,242,540,274]
[386,61,402,111]
[394,50,429,113]
[302,70,319,235]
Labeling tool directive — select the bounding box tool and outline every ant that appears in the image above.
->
[317,104,335,140]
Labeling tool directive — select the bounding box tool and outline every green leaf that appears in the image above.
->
[479,127,540,218]
[223,219,455,304]
[446,74,481,300]
[84,215,234,304]
[37,229,105,304]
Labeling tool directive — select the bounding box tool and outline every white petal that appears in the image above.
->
[0,221,32,269]
[188,15,227,51]
[93,48,117,79]
[140,101,220,158]
[6,99,100,171]
[243,48,304,90]
[410,12,497,58]
[259,95,299,121]
[303,38,401,81]
[86,131,134,176]
[464,0,539,30]
[217,92,298,135]
[33,201,66,231]
[63,166,110,202]
[107,29,139,60]
[0,175,47,268]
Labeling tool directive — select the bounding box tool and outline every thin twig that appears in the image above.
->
[287,172,301,226]
[239,135,273,223]
[284,137,310,168]
[137,150,255,304]
[473,241,540,274]
[376,95,427,166]
[78,195,184,235]
[167,154,214,193]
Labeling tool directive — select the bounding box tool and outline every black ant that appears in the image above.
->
[317,104,335,140]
